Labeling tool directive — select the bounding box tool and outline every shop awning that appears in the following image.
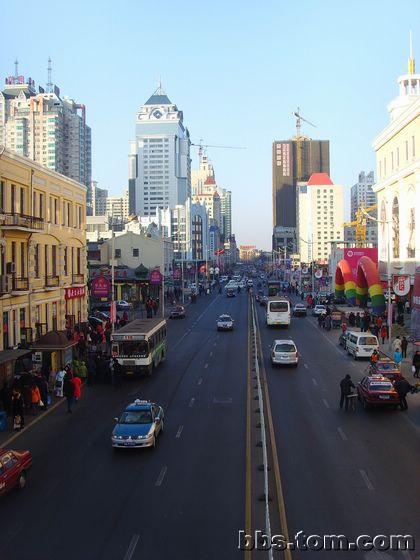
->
[0,348,32,365]
[30,331,77,352]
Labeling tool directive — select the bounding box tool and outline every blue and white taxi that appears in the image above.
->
[112,399,164,449]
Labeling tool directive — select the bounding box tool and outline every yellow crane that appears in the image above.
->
[343,204,378,243]
[292,108,316,181]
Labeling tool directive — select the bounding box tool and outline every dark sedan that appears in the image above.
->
[170,305,186,319]
[0,449,32,496]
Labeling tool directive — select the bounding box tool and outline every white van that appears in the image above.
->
[266,298,291,327]
[346,331,379,360]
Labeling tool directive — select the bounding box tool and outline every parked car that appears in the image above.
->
[270,339,299,367]
[369,359,402,382]
[260,296,268,308]
[112,399,164,449]
[170,305,186,319]
[339,331,350,350]
[346,332,379,360]
[116,300,133,311]
[226,288,236,298]
[357,375,400,410]
[292,303,307,317]
[0,449,32,496]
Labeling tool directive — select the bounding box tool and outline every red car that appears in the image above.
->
[0,449,32,495]
[357,375,400,410]
[369,359,401,382]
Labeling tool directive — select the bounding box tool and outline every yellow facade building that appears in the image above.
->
[372,50,420,295]
[0,148,87,382]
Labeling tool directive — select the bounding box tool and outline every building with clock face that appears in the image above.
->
[128,86,191,217]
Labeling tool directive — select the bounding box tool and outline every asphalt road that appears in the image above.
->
[255,295,420,559]
[0,291,249,560]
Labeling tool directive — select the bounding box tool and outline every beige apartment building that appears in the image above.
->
[0,148,87,382]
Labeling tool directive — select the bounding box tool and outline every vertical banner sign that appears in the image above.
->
[412,267,420,343]
[393,275,410,297]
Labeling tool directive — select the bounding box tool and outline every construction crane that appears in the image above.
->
[292,108,316,181]
[190,139,246,158]
[343,204,378,243]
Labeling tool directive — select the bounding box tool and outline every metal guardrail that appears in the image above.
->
[250,295,273,560]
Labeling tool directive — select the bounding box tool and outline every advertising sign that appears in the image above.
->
[412,266,420,342]
[91,276,110,298]
[301,267,309,274]
[315,270,323,279]
[393,275,411,297]
[149,269,162,285]
[65,286,86,300]
[343,248,378,278]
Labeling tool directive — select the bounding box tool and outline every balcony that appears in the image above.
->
[0,212,44,232]
[72,273,85,285]
[0,275,12,295]
[12,277,29,291]
[45,275,59,288]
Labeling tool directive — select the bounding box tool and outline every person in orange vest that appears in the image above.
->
[370,349,379,365]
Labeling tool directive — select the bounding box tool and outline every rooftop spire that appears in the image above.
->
[47,57,53,93]
[408,30,415,75]
[14,58,18,79]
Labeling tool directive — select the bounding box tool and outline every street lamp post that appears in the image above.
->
[362,209,393,352]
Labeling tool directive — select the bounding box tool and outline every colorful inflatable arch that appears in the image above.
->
[335,259,356,305]
[356,256,386,315]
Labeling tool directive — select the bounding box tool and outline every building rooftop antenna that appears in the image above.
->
[14,58,19,80]
[47,57,53,92]
[408,30,415,74]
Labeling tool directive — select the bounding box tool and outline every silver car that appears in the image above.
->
[270,339,299,367]
[217,314,234,331]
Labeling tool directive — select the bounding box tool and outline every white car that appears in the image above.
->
[270,339,299,367]
[220,276,228,283]
[247,280,254,287]
[313,305,327,316]
[116,300,132,310]
[217,314,234,331]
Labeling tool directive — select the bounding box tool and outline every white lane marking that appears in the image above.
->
[123,534,140,560]
[312,377,318,386]
[188,397,195,407]
[175,425,183,438]
[306,318,345,356]
[171,295,221,351]
[172,328,192,351]
[209,351,213,357]
[322,398,330,409]
[359,469,374,490]
[337,427,348,441]
[304,363,309,369]
[204,363,209,369]
[197,377,203,386]
[155,466,168,487]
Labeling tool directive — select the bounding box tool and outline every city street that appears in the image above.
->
[255,296,420,559]
[0,292,248,560]
[1,291,420,559]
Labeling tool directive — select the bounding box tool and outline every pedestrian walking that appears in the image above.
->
[112,357,122,388]
[370,349,379,365]
[355,313,361,328]
[35,372,48,411]
[392,336,402,353]
[380,325,387,345]
[394,377,413,410]
[339,374,355,411]
[348,312,355,327]
[11,389,25,430]
[30,382,41,415]
[55,367,66,397]
[72,375,82,403]
[63,374,75,413]
[394,349,403,371]
[401,336,408,359]
[412,351,420,378]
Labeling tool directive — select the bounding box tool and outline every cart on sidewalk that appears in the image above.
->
[331,311,342,329]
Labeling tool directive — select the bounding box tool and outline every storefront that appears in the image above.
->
[0,349,32,387]
[65,286,86,329]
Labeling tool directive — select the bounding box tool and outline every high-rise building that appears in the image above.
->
[218,187,232,240]
[297,173,343,264]
[350,171,376,219]
[91,181,108,216]
[106,190,129,222]
[191,152,215,194]
[0,63,91,195]
[272,138,330,253]
[128,85,191,217]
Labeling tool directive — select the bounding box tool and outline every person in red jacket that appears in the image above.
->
[72,375,82,403]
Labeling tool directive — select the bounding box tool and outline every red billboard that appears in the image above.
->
[343,248,378,278]
[91,276,110,298]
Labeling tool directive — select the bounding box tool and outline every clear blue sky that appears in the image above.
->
[1,0,419,250]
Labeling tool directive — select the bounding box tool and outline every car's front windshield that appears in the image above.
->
[119,410,152,424]
[219,316,231,321]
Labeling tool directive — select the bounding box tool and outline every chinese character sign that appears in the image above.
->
[65,286,86,300]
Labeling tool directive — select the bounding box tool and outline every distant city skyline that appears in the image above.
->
[0,0,418,250]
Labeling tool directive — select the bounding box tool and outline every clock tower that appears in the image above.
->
[128,84,191,217]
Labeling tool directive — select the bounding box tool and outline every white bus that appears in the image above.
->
[111,318,167,376]
[266,298,291,327]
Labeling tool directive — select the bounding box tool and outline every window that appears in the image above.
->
[115,249,121,259]
[52,245,57,276]
[64,247,68,276]
[412,135,416,157]
[132,248,139,257]
[0,180,4,211]
[34,244,40,277]
[405,140,409,160]
[20,187,25,214]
